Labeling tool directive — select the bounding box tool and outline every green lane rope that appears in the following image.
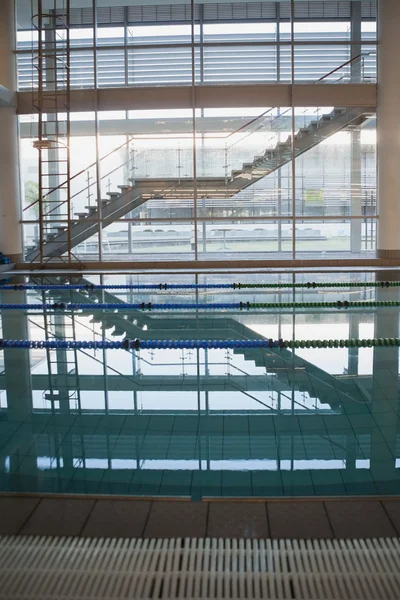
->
[1,300,400,311]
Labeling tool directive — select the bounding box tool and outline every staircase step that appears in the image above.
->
[89,316,103,324]
[85,207,98,215]
[75,213,88,219]
[298,128,309,137]
[112,327,127,337]
[118,185,131,192]
[107,192,121,199]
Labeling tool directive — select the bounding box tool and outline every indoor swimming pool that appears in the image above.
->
[1,270,400,499]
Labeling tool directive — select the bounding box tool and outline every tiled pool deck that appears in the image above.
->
[2,495,400,540]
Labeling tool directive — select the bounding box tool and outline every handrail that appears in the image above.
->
[25,111,279,214]
[317,53,367,83]
[69,149,146,203]
[226,108,292,152]
[225,108,273,139]
[24,134,139,211]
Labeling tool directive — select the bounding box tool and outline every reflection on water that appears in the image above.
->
[0,270,400,497]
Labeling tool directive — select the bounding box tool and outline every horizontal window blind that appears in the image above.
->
[51,1,376,27]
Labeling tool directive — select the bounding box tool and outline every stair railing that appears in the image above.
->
[24,136,146,218]
[317,52,375,84]
[222,53,375,190]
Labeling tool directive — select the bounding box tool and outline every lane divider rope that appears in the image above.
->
[0,281,399,291]
[0,300,399,311]
[0,338,399,349]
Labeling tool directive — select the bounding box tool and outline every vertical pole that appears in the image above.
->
[191,0,198,260]
[37,0,44,262]
[93,0,103,262]
[350,1,362,254]
[290,0,296,259]
[66,0,72,263]
[276,2,282,253]
[276,1,280,83]
[199,5,206,256]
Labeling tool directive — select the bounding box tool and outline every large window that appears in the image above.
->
[16,0,377,262]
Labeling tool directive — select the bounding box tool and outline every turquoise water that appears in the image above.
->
[1,271,400,497]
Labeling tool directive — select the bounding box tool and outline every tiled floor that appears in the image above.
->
[1,495,400,539]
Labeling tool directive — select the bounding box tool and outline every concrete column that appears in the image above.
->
[350,130,362,253]
[377,0,400,258]
[0,0,23,262]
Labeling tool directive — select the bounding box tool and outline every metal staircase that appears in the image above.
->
[25,105,371,262]
[34,276,369,410]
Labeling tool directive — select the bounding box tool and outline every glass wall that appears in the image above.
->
[16,0,377,262]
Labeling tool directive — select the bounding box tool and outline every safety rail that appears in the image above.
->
[317,52,375,84]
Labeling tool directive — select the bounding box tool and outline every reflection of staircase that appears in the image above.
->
[26,106,371,261]
[36,276,367,410]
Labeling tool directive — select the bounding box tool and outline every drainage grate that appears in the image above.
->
[1,536,400,599]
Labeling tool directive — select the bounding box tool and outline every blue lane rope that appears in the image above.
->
[0,338,398,350]
[0,281,398,291]
[0,300,399,311]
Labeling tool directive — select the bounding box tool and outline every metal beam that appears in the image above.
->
[17,84,377,115]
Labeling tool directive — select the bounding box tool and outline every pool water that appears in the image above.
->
[1,270,400,498]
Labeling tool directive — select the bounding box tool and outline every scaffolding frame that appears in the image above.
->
[31,0,73,264]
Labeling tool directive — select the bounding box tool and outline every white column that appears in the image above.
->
[377,0,400,258]
[0,0,23,262]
